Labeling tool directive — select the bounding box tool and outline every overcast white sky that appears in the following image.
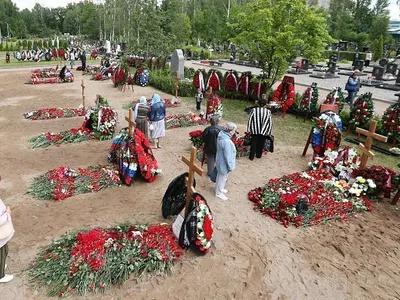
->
[11,0,400,20]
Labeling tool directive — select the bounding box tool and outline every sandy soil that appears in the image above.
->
[0,68,399,300]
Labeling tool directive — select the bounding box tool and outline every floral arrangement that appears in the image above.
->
[271,81,296,112]
[389,147,400,155]
[248,169,373,227]
[29,127,94,148]
[206,94,223,119]
[223,70,239,92]
[349,93,374,128]
[312,112,343,156]
[24,108,86,120]
[29,69,74,85]
[324,87,345,113]
[166,113,207,130]
[29,224,183,297]
[31,67,59,78]
[348,176,377,197]
[83,106,118,140]
[123,98,180,110]
[189,130,255,158]
[194,195,213,253]
[206,69,222,91]
[251,75,266,99]
[238,72,252,96]
[135,67,150,87]
[108,128,161,185]
[354,165,398,196]
[309,147,360,180]
[193,69,207,91]
[298,84,319,114]
[381,101,400,143]
[27,165,120,200]
[112,65,128,87]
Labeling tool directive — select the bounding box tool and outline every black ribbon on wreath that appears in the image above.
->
[161,172,196,218]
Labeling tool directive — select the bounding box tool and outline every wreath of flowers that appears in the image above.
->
[52,49,58,58]
[324,87,345,113]
[312,111,343,157]
[223,70,239,92]
[194,195,214,253]
[112,65,128,87]
[206,94,223,119]
[354,165,398,197]
[349,93,374,128]
[381,102,400,143]
[298,85,319,113]
[271,81,296,112]
[193,69,206,91]
[58,48,65,58]
[251,76,266,99]
[238,72,252,95]
[206,69,222,91]
[135,67,150,86]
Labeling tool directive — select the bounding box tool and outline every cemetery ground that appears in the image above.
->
[0,67,399,300]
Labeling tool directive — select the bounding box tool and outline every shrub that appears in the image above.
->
[340,110,351,129]
[184,67,196,79]
[149,70,196,97]
[22,40,27,49]
[27,40,32,50]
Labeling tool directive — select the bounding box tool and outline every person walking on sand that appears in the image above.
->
[202,116,222,177]
[0,177,15,283]
[247,98,272,160]
[215,122,237,201]
[149,94,166,148]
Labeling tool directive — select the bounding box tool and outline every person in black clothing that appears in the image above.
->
[201,116,222,176]
[80,51,87,73]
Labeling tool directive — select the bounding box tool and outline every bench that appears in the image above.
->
[209,61,223,67]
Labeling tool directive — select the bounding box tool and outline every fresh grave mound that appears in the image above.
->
[248,148,374,227]
[189,129,271,159]
[28,165,120,200]
[29,224,183,297]
[29,96,117,148]
[24,107,86,120]
[123,98,181,110]
[108,128,162,185]
[29,66,74,84]
[165,113,207,129]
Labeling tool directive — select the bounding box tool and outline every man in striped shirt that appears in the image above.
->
[247,99,272,160]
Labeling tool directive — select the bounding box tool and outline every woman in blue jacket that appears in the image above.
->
[215,122,237,201]
[345,70,360,105]
[149,94,166,148]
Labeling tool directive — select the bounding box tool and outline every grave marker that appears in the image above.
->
[356,120,388,169]
[171,49,184,80]
[372,66,384,81]
[386,63,398,76]
[182,147,203,216]
[125,108,136,137]
[81,79,86,109]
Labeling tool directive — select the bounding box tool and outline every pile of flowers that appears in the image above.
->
[29,224,183,297]
[354,165,398,197]
[123,98,180,110]
[108,128,162,185]
[248,169,373,227]
[24,108,85,121]
[29,96,118,148]
[349,93,374,128]
[381,101,400,144]
[28,165,120,201]
[312,112,343,156]
[189,130,255,158]
[29,67,74,85]
[324,87,345,113]
[298,84,319,114]
[271,81,296,113]
[165,113,207,130]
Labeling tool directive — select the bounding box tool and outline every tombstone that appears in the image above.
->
[379,58,388,68]
[171,49,184,80]
[352,52,361,66]
[395,71,400,85]
[339,41,348,51]
[354,60,364,72]
[386,63,398,76]
[327,61,337,74]
[301,58,309,70]
[105,40,111,54]
[372,66,384,80]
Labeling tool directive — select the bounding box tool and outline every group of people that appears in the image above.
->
[134,94,166,149]
[201,97,273,201]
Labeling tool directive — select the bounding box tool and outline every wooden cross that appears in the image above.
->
[182,146,203,216]
[125,108,136,137]
[175,74,179,98]
[356,120,388,169]
[81,79,86,110]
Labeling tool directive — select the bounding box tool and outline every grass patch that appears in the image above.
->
[0,57,67,68]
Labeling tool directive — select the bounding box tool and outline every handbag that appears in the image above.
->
[209,167,218,183]
[264,135,274,153]
[0,218,14,240]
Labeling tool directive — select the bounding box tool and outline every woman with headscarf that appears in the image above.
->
[149,94,166,148]
[134,96,150,140]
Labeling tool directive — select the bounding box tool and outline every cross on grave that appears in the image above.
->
[175,73,179,98]
[125,108,136,137]
[356,120,388,169]
[182,146,203,216]
[81,79,86,110]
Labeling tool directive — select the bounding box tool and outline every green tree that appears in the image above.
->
[27,40,32,50]
[231,0,332,90]
[371,35,384,61]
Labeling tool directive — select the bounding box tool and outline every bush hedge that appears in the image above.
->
[149,70,196,97]
[321,50,367,62]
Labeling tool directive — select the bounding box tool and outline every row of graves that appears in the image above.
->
[14,48,86,62]
[23,77,216,296]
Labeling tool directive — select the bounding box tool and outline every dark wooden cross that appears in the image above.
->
[182,146,203,216]
[81,79,86,110]
[356,120,388,169]
[125,108,136,137]
[175,74,179,98]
